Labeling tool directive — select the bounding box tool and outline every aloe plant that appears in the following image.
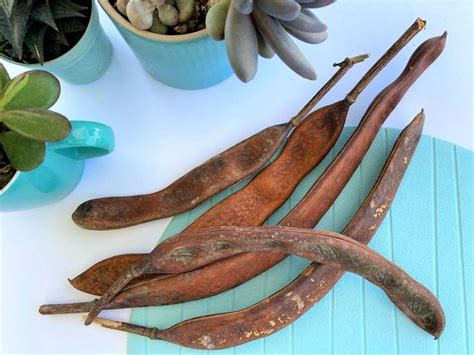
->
[0,0,90,64]
[0,64,71,174]
[206,0,333,82]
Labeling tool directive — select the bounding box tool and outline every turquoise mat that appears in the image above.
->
[128,127,473,354]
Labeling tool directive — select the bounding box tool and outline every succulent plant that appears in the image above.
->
[0,64,71,173]
[206,0,333,82]
[117,0,195,34]
[0,0,89,64]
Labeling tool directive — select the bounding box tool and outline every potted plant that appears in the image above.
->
[0,0,113,85]
[0,64,115,211]
[98,0,332,89]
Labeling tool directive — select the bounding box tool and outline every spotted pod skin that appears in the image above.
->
[72,123,292,231]
[133,110,426,349]
[94,225,445,344]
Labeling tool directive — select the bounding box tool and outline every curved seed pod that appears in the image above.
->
[150,10,168,34]
[205,0,230,41]
[254,0,301,21]
[126,1,156,30]
[297,0,335,6]
[116,0,130,15]
[72,123,291,231]
[256,29,274,58]
[176,0,194,23]
[284,26,328,44]
[281,9,327,33]
[232,0,253,14]
[252,7,316,79]
[158,4,179,26]
[91,225,445,338]
[90,110,425,349]
[225,5,258,82]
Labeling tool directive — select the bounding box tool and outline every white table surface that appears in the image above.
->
[1,1,473,354]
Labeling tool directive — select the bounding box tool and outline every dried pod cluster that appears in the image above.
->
[116,0,195,34]
[206,0,333,81]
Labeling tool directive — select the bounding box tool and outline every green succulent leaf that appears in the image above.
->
[0,70,60,110]
[0,63,10,91]
[0,0,33,59]
[24,25,48,63]
[0,109,71,141]
[0,0,14,17]
[31,0,58,30]
[0,130,46,171]
[52,0,86,19]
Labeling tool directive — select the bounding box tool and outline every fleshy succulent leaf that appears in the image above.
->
[31,0,58,30]
[0,109,71,142]
[0,0,15,15]
[0,70,60,110]
[0,130,46,171]
[0,0,34,59]
[24,25,48,63]
[0,63,10,91]
[52,0,86,19]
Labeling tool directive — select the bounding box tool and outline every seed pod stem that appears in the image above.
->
[83,260,152,326]
[291,53,369,126]
[345,18,426,104]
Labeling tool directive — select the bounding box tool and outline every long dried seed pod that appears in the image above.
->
[254,0,301,21]
[206,0,230,40]
[92,110,425,349]
[66,21,424,303]
[88,224,445,337]
[281,9,327,33]
[225,5,258,82]
[252,6,316,80]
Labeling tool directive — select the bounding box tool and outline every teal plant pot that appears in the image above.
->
[0,121,115,212]
[98,0,233,90]
[0,1,113,85]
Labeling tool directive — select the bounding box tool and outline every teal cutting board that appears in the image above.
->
[128,127,473,354]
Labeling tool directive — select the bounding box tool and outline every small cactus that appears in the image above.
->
[120,0,196,34]
[0,64,71,173]
[206,0,334,82]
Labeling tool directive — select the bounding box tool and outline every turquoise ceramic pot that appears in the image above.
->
[0,1,112,85]
[0,121,115,212]
[98,0,233,90]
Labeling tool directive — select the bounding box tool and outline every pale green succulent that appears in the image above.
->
[117,0,195,34]
[0,64,71,172]
[206,0,333,82]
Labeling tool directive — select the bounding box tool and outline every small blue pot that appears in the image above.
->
[0,1,113,85]
[0,121,115,212]
[98,0,233,90]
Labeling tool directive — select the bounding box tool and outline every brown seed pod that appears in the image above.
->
[89,224,445,341]
[72,55,363,231]
[43,21,425,312]
[82,27,445,326]
[92,110,426,349]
